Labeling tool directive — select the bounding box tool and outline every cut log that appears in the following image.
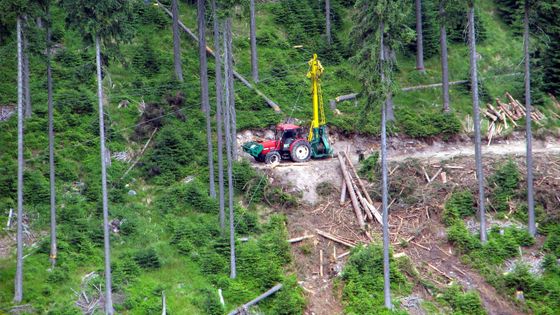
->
[337,153,365,228]
[288,235,314,243]
[343,151,374,205]
[339,179,347,205]
[335,93,358,102]
[316,229,356,248]
[364,200,383,225]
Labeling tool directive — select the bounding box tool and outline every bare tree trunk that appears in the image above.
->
[381,44,395,121]
[325,0,332,46]
[46,11,57,268]
[415,0,425,73]
[212,0,226,233]
[524,0,535,237]
[249,0,259,82]
[95,36,114,314]
[379,19,392,310]
[225,18,237,160]
[224,27,236,279]
[440,1,450,112]
[172,0,184,82]
[14,16,24,304]
[22,16,31,118]
[198,0,216,198]
[468,3,486,243]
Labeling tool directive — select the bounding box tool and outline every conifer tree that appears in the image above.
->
[350,0,413,121]
[61,1,134,312]
[468,0,486,243]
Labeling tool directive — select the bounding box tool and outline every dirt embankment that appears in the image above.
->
[243,131,559,315]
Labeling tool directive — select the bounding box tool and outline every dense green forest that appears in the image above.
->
[0,0,559,314]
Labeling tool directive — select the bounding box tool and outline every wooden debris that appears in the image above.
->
[440,171,447,184]
[337,251,351,259]
[483,92,545,140]
[288,235,314,243]
[316,229,356,248]
[227,284,283,315]
[319,249,324,277]
[340,179,347,205]
[427,263,453,280]
[337,153,365,228]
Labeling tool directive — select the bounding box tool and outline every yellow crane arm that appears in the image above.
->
[307,54,326,141]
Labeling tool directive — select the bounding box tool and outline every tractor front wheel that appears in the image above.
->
[290,141,311,162]
[265,151,281,164]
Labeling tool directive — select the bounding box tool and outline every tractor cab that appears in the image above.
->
[242,123,312,164]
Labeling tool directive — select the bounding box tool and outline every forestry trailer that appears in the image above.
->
[242,54,333,164]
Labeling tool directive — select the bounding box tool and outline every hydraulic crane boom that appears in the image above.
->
[307,54,333,158]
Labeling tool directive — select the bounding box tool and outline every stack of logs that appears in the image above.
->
[337,152,382,229]
[482,92,546,143]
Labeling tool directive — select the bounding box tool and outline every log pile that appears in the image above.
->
[482,92,545,144]
[337,152,382,228]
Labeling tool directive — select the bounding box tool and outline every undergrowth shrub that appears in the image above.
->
[397,108,461,139]
[358,151,379,182]
[341,244,410,314]
[447,221,481,253]
[489,160,520,212]
[133,248,161,269]
[440,285,485,315]
[543,225,560,257]
[443,190,475,226]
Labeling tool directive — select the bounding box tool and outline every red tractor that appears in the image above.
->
[242,123,312,164]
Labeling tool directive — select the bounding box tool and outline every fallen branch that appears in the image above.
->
[427,263,453,280]
[121,127,158,179]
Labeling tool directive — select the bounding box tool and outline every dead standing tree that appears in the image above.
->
[224,17,236,279]
[249,0,259,82]
[171,0,184,82]
[439,0,450,112]
[468,0,486,243]
[14,16,24,304]
[212,0,226,233]
[415,0,425,73]
[524,0,535,236]
[198,0,216,198]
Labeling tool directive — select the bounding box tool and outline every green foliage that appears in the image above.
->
[440,284,486,315]
[341,244,411,314]
[131,38,161,76]
[443,190,475,226]
[134,248,162,269]
[397,108,461,139]
[358,151,379,182]
[350,0,414,110]
[61,0,135,43]
[447,221,481,253]
[488,160,520,212]
[143,119,207,183]
[543,225,560,256]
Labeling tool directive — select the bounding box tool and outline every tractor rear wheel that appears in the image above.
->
[290,141,311,162]
[265,151,281,164]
